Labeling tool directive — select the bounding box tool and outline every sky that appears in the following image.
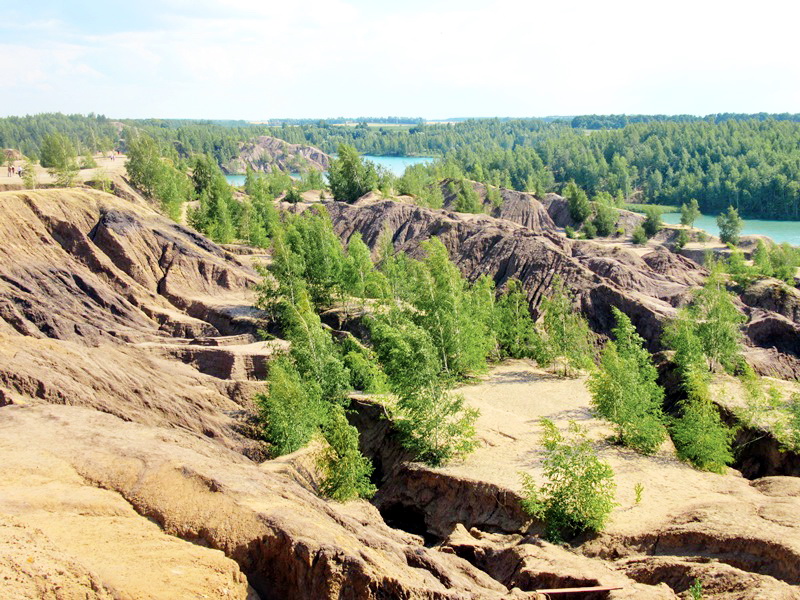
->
[2,0,799,120]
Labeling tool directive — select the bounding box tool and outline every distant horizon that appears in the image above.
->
[4,111,800,123]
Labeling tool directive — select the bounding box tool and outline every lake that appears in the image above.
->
[224,154,435,186]
[661,213,800,246]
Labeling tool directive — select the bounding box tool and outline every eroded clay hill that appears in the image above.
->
[3,185,800,599]
[0,188,531,600]
[223,135,330,174]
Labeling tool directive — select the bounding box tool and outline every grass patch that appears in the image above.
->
[624,203,679,215]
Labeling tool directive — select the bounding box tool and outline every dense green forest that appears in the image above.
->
[3,112,800,219]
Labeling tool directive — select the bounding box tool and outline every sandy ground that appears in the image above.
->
[2,153,128,187]
[441,360,767,537]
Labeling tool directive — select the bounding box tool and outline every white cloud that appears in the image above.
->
[2,0,799,117]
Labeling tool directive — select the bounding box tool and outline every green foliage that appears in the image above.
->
[257,357,324,456]
[284,187,302,205]
[368,309,441,397]
[565,181,591,223]
[592,201,617,237]
[520,420,616,542]
[689,267,746,372]
[726,248,754,287]
[81,153,97,169]
[39,133,77,170]
[410,238,495,378]
[340,335,389,394]
[680,199,701,229]
[21,158,38,189]
[631,225,647,245]
[662,316,735,473]
[539,276,594,376]
[634,482,644,504]
[486,184,503,209]
[342,232,385,301]
[674,228,689,251]
[454,179,482,213]
[126,134,192,220]
[280,287,350,404]
[494,279,546,360]
[642,206,662,237]
[328,144,378,203]
[318,405,376,501]
[689,579,703,600]
[588,308,667,454]
[282,206,346,307]
[393,383,479,467]
[717,206,743,245]
[582,220,597,239]
[565,225,576,239]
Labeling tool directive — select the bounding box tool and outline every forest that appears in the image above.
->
[3,112,800,219]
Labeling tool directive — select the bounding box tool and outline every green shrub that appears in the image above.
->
[643,206,662,237]
[340,338,389,393]
[521,420,616,542]
[393,383,479,467]
[674,229,689,252]
[258,357,324,456]
[318,405,376,501]
[582,220,597,239]
[632,225,647,245]
[588,308,667,455]
[565,225,576,239]
[670,370,734,473]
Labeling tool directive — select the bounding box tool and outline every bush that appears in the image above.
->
[588,308,667,455]
[631,225,647,245]
[643,206,662,237]
[340,336,390,393]
[670,388,734,473]
[318,405,376,501]
[674,229,689,252]
[521,420,616,542]
[257,357,324,456]
[393,383,479,467]
[582,220,597,239]
[565,225,576,239]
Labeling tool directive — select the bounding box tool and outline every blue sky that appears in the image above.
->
[2,0,798,120]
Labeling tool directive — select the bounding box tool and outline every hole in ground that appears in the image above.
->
[379,503,439,546]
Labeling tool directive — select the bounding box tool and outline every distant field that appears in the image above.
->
[332,122,417,129]
[624,203,679,215]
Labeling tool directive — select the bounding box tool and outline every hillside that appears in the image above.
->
[1,184,800,599]
[222,136,330,174]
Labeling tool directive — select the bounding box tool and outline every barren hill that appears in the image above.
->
[223,136,330,174]
[2,184,800,599]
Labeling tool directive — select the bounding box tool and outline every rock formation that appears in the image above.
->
[223,136,330,174]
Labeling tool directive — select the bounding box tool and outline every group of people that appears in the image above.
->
[6,164,23,177]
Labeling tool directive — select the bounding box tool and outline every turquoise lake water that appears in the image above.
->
[224,154,434,186]
[661,213,800,246]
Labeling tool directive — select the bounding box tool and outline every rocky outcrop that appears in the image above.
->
[0,188,270,457]
[224,136,330,174]
[742,279,800,324]
[440,180,557,233]
[326,198,695,350]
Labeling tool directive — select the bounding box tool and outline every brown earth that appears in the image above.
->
[2,180,800,599]
[355,361,800,600]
